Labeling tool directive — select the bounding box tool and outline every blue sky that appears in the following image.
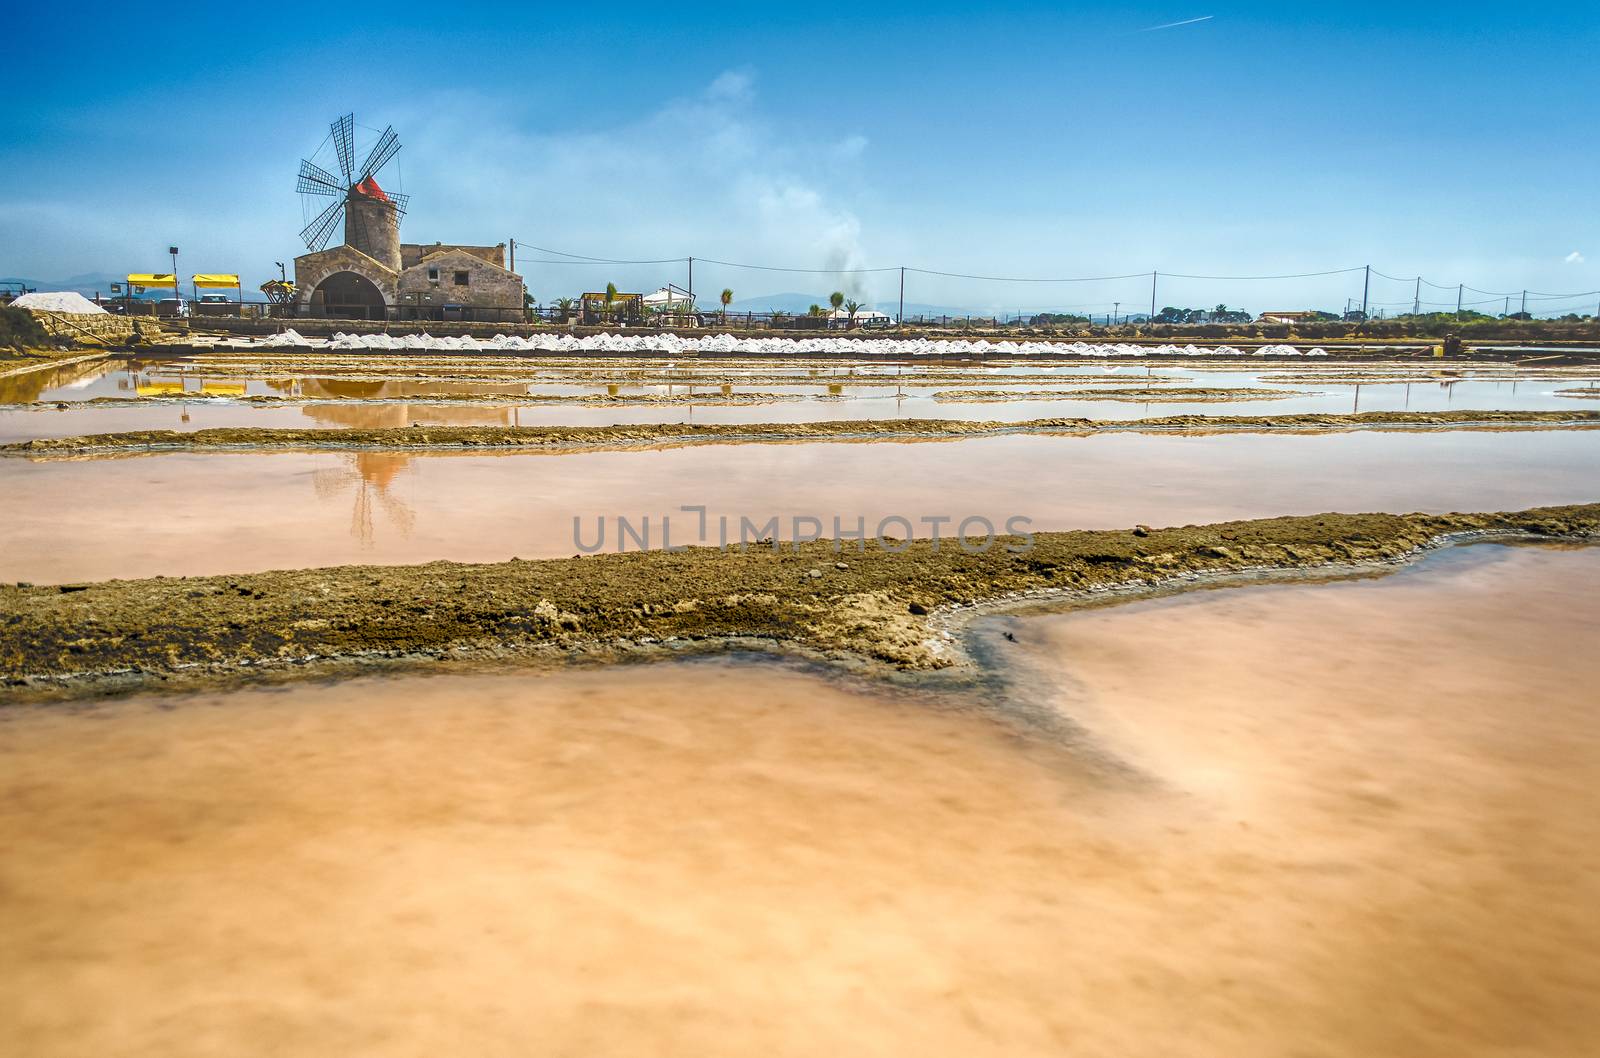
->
[2,2,1597,316]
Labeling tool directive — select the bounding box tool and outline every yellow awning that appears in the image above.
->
[127,273,177,287]
[192,274,240,288]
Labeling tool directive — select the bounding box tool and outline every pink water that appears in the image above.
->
[2,429,1596,582]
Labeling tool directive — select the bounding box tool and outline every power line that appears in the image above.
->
[510,245,1598,302]
[696,257,898,275]
[515,242,686,265]
[1149,267,1366,281]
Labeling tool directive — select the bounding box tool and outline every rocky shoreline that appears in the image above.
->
[4,504,1595,704]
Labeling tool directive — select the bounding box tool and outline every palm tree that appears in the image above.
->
[554,297,577,324]
[720,288,734,325]
[844,299,861,329]
[808,304,823,316]
[829,291,845,330]
[604,282,618,322]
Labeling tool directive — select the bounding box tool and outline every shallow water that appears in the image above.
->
[3,543,1596,1056]
[3,356,1595,442]
[3,428,1597,583]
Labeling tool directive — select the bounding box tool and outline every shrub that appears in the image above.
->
[0,305,52,349]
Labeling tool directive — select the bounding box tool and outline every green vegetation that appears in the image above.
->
[0,305,52,350]
[1154,305,1254,324]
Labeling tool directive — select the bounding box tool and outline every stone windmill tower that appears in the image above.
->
[296,114,409,271]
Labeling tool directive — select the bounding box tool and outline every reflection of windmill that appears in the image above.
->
[297,113,410,259]
[312,453,416,546]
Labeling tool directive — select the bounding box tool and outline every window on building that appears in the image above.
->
[454,270,470,286]
[427,268,438,281]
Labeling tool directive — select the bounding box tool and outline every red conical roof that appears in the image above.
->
[353,176,390,202]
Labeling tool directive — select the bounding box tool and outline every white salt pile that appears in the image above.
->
[300,331,1328,358]
[10,291,106,314]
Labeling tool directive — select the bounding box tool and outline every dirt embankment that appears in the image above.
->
[3,505,1596,703]
[931,387,1295,403]
[0,348,111,376]
[5,409,1599,456]
[18,391,809,409]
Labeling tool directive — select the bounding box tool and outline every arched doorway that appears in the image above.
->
[312,271,387,320]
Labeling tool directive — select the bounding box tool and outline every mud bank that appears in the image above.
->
[7,409,1598,455]
[1261,371,1600,385]
[3,504,1595,702]
[0,349,110,377]
[932,386,1294,403]
[10,390,808,410]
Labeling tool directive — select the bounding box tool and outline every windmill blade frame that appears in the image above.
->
[332,113,356,181]
[358,126,400,183]
[300,197,346,252]
[297,159,346,196]
[387,192,410,216]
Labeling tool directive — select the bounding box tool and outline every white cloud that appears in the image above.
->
[1565,250,1585,264]
[386,73,874,303]
[705,70,754,103]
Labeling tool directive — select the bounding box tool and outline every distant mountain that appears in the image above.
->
[1,272,169,299]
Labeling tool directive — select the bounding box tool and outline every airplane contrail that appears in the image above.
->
[1140,15,1214,31]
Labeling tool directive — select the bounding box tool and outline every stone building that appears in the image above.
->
[292,184,525,322]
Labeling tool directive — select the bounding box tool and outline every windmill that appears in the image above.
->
[296,114,410,264]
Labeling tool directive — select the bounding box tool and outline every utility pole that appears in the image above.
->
[169,245,180,303]
[1456,283,1463,319]
[898,266,905,328]
[1521,290,1528,316]
[1413,277,1420,316]
[1504,295,1510,317]
[1150,271,1157,323]
[1361,264,1370,318]
[508,238,515,273]
[1112,301,1120,326]
[687,257,694,308]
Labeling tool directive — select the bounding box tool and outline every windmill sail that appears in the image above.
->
[300,197,345,252]
[358,127,400,183]
[332,113,355,181]
[295,114,406,252]
[297,159,344,196]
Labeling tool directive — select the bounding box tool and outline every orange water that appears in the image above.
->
[2,544,1597,1055]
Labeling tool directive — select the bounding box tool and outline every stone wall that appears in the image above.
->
[344,196,402,272]
[396,249,524,311]
[26,311,166,346]
[293,245,399,314]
